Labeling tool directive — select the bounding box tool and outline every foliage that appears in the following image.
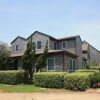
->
[0,70,24,85]
[33,71,98,91]
[22,39,36,83]
[0,42,11,70]
[76,69,99,73]
[89,66,100,72]
[64,73,94,91]
[33,72,66,88]
[35,42,48,72]
[91,72,100,88]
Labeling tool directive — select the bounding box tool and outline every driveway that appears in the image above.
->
[0,89,100,100]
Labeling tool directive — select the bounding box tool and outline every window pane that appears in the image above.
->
[63,42,67,48]
[32,42,36,48]
[16,45,18,51]
[48,59,54,70]
[54,42,57,50]
[37,41,42,49]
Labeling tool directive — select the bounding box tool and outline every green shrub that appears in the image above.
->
[33,72,66,88]
[64,73,94,91]
[89,66,100,72]
[0,70,24,85]
[91,72,100,88]
[76,69,99,73]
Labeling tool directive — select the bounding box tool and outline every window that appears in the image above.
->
[62,41,67,48]
[16,45,18,51]
[47,58,55,71]
[32,42,36,48]
[37,41,42,49]
[69,59,76,71]
[54,42,57,50]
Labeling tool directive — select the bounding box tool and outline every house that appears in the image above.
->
[82,41,100,66]
[10,31,100,71]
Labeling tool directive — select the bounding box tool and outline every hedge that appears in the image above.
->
[33,71,97,91]
[64,72,95,91]
[76,69,99,73]
[33,72,66,88]
[0,70,24,85]
[91,72,100,88]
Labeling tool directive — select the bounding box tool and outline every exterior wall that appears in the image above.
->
[11,38,27,55]
[58,39,76,54]
[28,32,49,54]
[89,45,100,65]
[75,36,83,69]
[47,55,64,71]
[49,39,57,50]
[41,54,77,72]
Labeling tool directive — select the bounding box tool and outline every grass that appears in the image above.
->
[0,84,67,93]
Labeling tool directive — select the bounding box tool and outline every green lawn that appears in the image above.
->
[0,84,67,92]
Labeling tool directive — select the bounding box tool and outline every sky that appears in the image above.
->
[0,0,100,50]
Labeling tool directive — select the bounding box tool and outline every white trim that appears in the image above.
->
[47,58,55,71]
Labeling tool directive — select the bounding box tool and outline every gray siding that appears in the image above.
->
[89,45,100,65]
[58,39,76,54]
[27,32,49,54]
[11,38,27,55]
[75,36,83,69]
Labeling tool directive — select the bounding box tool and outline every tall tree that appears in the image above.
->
[0,41,11,70]
[35,41,48,72]
[22,39,36,83]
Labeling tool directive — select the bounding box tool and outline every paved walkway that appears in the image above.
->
[0,89,100,100]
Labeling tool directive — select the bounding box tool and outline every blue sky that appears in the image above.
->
[0,0,100,50]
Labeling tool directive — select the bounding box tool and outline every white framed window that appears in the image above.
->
[47,58,55,71]
[69,59,76,71]
[37,41,42,49]
[62,41,67,49]
[15,45,19,52]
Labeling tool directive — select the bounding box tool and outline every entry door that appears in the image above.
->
[47,58,55,71]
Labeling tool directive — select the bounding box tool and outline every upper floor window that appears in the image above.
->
[32,42,36,48]
[54,42,57,50]
[15,45,18,51]
[62,41,67,48]
[37,41,42,49]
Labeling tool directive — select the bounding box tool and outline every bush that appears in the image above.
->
[64,73,94,91]
[33,72,66,88]
[76,69,99,73]
[0,70,24,85]
[91,72,100,88]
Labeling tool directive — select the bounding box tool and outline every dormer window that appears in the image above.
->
[62,41,67,48]
[16,45,18,51]
[37,41,42,49]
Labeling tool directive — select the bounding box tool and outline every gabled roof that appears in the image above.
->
[82,40,100,53]
[11,36,26,44]
[27,31,57,40]
[11,31,81,44]
[58,35,82,42]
